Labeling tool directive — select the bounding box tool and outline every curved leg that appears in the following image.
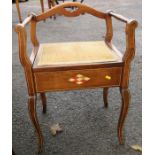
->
[15,0,22,23]
[28,96,44,152]
[40,93,47,114]
[117,88,130,144]
[103,87,109,108]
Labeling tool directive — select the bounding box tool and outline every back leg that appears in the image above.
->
[40,93,47,113]
[103,87,109,108]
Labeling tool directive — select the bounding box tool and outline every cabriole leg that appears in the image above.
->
[117,88,130,144]
[28,96,44,152]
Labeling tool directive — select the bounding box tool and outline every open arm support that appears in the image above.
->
[105,11,138,62]
[105,11,138,88]
[15,14,38,96]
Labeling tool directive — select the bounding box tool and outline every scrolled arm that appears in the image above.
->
[105,10,138,63]
[15,14,38,95]
[15,24,30,67]
[15,15,34,67]
[15,13,39,67]
[124,19,138,62]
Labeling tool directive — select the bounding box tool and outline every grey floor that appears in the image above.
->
[12,0,142,154]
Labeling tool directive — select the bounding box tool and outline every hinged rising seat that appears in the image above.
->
[34,41,122,67]
[15,2,138,152]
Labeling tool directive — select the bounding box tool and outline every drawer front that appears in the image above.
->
[34,67,122,92]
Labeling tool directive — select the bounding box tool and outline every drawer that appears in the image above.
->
[34,67,122,92]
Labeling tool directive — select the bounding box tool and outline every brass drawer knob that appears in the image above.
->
[105,75,111,80]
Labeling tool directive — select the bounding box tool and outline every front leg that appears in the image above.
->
[117,88,130,144]
[28,95,44,152]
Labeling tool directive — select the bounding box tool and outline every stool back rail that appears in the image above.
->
[15,2,138,152]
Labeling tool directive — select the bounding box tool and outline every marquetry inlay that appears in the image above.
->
[68,74,90,85]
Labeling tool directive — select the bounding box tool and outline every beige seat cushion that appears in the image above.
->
[36,41,121,66]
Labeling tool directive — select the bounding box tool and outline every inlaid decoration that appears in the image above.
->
[68,74,90,85]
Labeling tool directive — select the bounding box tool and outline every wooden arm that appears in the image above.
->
[15,14,38,67]
[15,15,37,95]
[106,11,138,62]
[108,11,131,23]
[123,19,138,62]
[105,11,138,88]
[15,23,31,67]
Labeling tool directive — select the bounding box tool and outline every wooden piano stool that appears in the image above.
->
[15,2,138,152]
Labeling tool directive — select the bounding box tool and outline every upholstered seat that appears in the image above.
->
[34,41,122,67]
